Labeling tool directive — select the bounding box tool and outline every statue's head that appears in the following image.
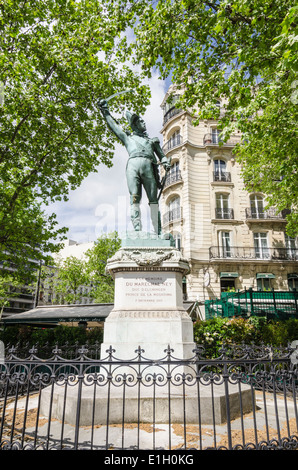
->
[126,111,146,133]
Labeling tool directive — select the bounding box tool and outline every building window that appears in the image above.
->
[219,231,232,258]
[170,161,180,178]
[215,193,233,219]
[169,196,180,217]
[165,160,182,186]
[163,95,181,124]
[182,277,187,300]
[163,95,179,115]
[288,274,298,291]
[163,196,181,224]
[212,128,222,144]
[285,234,297,259]
[250,195,265,219]
[173,232,181,250]
[214,159,226,175]
[254,232,269,259]
[165,130,181,150]
[220,278,236,292]
[213,159,230,181]
[257,277,271,291]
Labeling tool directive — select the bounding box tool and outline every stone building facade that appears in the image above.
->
[159,85,298,315]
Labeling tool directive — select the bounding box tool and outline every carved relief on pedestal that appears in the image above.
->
[108,247,189,267]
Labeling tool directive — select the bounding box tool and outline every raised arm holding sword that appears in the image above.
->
[97,90,171,235]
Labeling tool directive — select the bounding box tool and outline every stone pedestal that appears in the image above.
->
[40,234,255,428]
[100,233,196,360]
[40,380,254,426]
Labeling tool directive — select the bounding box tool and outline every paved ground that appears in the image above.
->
[2,390,297,450]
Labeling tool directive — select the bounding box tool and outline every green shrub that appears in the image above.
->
[1,317,298,359]
[193,317,298,358]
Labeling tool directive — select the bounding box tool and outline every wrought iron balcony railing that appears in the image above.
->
[209,246,298,261]
[162,135,182,152]
[213,171,231,182]
[164,170,183,188]
[162,207,182,225]
[245,208,290,220]
[203,133,239,146]
[163,107,182,126]
[215,208,234,219]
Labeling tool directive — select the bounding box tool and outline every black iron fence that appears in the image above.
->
[0,343,298,451]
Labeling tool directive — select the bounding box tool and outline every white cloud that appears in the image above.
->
[46,70,167,244]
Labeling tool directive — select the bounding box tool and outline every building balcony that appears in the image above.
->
[164,170,183,188]
[209,246,298,261]
[213,171,231,182]
[162,135,182,153]
[162,207,182,225]
[215,208,234,220]
[203,133,239,146]
[163,107,182,126]
[245,208,290,221]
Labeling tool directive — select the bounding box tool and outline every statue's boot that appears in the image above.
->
[131,203,142,231]
[149,203,161,235]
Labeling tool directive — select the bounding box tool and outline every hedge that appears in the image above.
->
[193,317,298,358]
[1,317,298,359]
[0,324,103,349]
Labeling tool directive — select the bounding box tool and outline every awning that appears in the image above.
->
[2,302,196,326]
[2,303,114,326]
[256,273,275,279]
[288,273,298,279]
[220,272,239,278]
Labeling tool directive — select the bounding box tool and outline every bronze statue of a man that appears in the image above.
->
[98,99,171,235]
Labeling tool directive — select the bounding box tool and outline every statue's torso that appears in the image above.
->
[126,134,156,160]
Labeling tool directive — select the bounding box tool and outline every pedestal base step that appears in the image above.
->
[40,380,254,426]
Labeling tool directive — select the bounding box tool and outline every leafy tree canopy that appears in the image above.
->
[51,255,90,305]
[85,231,121,303]
[41,232,121,305]
[114,0,298,235]
[0,0,150,281]
[0,271,22,320]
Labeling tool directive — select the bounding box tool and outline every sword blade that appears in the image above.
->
[105,89,134,103]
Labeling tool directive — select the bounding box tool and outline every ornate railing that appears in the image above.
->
[164,170,183,188]
[163,107,182,125]
[0,343,297,450]
[246,208,290,220]
[162,135,182,152]
[213,171,231,182]
[162,207,182,225]
[203,134,239,146]
[209,246,298,261]
[215,208,234,219]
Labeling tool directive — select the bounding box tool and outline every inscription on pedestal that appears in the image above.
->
[114,272,181,309]
[125,276,174,305]
[102,245,194,360]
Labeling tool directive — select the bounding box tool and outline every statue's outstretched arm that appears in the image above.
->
[97,100,128,145]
